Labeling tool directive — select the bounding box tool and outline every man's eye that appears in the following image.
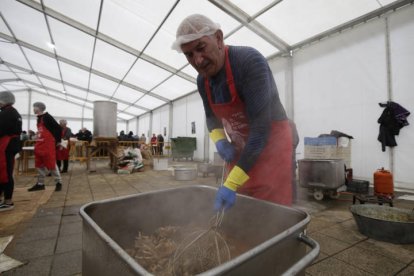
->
[196,45,205,52]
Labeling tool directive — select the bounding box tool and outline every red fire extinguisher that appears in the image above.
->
[374,168,394,196]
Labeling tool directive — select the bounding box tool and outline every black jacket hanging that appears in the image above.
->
[377,101,410,152]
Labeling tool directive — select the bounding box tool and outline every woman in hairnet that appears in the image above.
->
[0,91,22,211]
[172,14,293,210]
[28,102,63,192]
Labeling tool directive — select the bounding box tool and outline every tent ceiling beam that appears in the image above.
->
[0,32,169,103]
[2,60,151,112]
[0,78,20,83]
[30,87,130,120]
[208,0,290,52]
[16,0,196,84]
[19,113,125,122]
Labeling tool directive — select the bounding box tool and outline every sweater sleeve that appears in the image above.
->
[43,113,62,144]
[234,48,278,172]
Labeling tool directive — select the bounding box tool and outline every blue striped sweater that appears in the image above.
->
[197,46,287,172]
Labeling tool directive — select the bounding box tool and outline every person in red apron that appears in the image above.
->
[173,14,293,210]
[0,91,22,211]
[28,102,63,192]
[56,120,72,173]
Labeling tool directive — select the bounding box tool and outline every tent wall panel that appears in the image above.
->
[292,18,389,184]
[172,93,205,161]
[151,104,170,140]
[388,5,414,188]
[138,114,150,139]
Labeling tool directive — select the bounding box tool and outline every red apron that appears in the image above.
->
[56,128,70,160]
[0,135,17,183]
[205,47,293,205]
[35,116,56,170]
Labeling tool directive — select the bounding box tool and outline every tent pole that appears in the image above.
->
[27,89,32,131]
[384,16,394,174]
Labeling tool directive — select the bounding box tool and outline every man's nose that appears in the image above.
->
[194,53,204,67]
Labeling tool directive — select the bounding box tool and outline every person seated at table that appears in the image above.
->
[76,127,92,143]
[28,130,36,140]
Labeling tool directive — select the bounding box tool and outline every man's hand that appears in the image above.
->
[215,139,235,163]
[214,186,236,211]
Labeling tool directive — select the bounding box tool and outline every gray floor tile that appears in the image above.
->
[11,238,56,261]
[319,224,367,245]
[356,239,414,264]
[63,205,82,216]
[17,224,60,243]
[55,233,82,254]
[59,221,82,236]
[306,217,336,233]
[27,215,62,227]
[308,232,351,256]
[33,207,63,217]
[307,257,374,276]
[335,246,406,275]
[396,264,414,275]
[2,255,52,276]
[51,250,82,276]
[61,214,82,224]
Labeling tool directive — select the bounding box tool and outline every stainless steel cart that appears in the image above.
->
[298,159,346,200]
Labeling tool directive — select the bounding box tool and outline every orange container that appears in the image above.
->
[374,168,394,195]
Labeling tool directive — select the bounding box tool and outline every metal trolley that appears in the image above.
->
[298,159,346,200]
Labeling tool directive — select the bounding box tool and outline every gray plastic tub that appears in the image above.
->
[80,185,319,275]
[350,204,414,244]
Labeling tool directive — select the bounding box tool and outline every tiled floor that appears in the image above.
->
[1,160,413,275]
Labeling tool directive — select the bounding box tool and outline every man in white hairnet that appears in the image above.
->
[28,102,63,192]
[173,14,293,210]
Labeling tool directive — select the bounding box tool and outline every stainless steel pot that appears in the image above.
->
[80,185,319,275]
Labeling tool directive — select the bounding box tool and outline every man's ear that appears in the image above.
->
[215,30,224,47]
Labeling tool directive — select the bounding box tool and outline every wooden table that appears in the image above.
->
[19,146,36,175]
[86,138,118,172]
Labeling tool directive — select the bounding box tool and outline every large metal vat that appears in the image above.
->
[80,185,319,275]
[93,101,117,137]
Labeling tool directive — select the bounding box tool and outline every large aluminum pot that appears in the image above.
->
[80,185,319,275]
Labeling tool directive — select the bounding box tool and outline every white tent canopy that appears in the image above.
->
[1,0,408,121]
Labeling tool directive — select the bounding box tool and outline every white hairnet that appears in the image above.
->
[172,14,220,52]
[0,91,15,105]
[33,101,46,111]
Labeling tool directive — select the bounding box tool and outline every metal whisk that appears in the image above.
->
[169,163,231,275]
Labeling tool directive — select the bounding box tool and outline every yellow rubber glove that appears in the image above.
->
[209,128,226,143]
[224,166,250,191]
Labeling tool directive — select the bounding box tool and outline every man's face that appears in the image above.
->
[33,106,41,115]
[181,31,225,78]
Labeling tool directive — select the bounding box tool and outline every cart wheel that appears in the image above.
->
[313,190,324,201]
[329,191,340,199]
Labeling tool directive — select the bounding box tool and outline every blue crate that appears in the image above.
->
[304,136,337,146]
